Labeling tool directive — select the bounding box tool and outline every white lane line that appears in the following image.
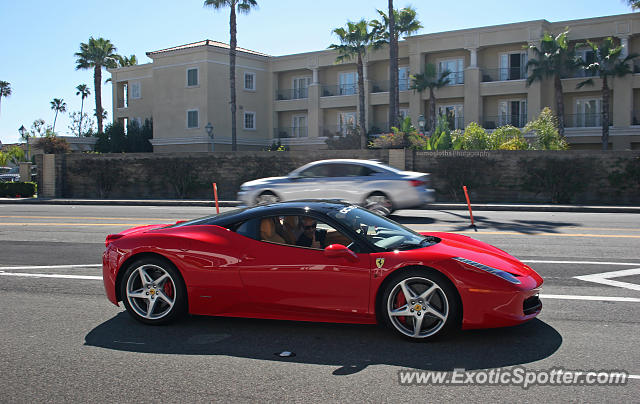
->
[523,260,640,266]
[0,264,101,270]
[574,268,640,292]
[630,374,640,380]
[540,294,640,303]
[0,271,102,280]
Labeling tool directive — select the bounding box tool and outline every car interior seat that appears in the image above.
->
[260,218,286,244]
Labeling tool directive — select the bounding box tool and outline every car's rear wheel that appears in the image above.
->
[365,192,393,216]
[255,191,279,206]
[380,269,459,341]
[120,257,187,325]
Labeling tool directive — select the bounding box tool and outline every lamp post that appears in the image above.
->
[18,125,29,160]
[417,115,426,135]
[205,122,214,152]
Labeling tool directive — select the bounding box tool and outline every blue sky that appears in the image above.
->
[0,0,633,144]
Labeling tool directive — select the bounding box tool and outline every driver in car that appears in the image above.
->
[296,217,327,249]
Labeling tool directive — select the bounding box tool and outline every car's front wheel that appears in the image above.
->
[120,257,187,325]
[364,192,393,216]
[255,191,279,206]
[380,269,459,341]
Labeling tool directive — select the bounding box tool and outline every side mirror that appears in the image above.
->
[324,244,357,261]
[288,174,301,181]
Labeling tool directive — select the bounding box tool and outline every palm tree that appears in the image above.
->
[75,37,118,134]
[577,37,637,150]
[371,6,422,128]
[627,1,640,9]
[526,30,579,138]
[387,0,398,130]
[115,54,138,67]
[204,0,258,151]
[410,64,451,132]
[76,84,91,136]
[50,98,67,133]
[329,20,378,149]
[0,80,11,116]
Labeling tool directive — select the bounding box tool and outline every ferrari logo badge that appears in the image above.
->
[376,258,385,268]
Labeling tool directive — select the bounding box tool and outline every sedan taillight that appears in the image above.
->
[409,180,424,187]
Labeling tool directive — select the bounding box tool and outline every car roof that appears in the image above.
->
[291,159,399,173]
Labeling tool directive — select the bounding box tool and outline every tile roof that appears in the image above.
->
[146,39,270,57]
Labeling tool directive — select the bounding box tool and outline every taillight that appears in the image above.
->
[409,180,424,187]
[105,234,124,247]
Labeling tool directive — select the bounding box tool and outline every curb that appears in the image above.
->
[1,198,639,213]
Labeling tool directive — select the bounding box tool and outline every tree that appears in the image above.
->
[329,20,379,149]
[577,37,637,150]
[75,37,118,134]
[105,55,139,83]
[68,112,94,137]
[204,0,258,151]
[371,6,423,128]
[5,145,26,165]
[526,29,579,138]
[50,98,67,133]
[627,1,640,9]
[410,64,451,132]
[75,84,91,135]
[523,107,568,150]
[30,119,46,137]
[0,80,11,116]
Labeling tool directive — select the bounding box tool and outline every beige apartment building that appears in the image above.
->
[109,13,640,152]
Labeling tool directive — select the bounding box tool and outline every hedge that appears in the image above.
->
[0,182,37,197]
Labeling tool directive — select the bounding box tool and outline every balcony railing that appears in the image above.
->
[370,78,410,93]
[369,123,390,134]
[439,115,465,130]
[321,84,357,97]
[273,126,308,138]
[562,70,598,79]
[442,71,464,85]
[276,88,308,100]
[481,67,527,82]
[321,125,357,136]
[482,114,528,129]
[564,113,611,128]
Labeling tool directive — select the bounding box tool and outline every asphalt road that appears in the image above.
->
[1,204,639,402]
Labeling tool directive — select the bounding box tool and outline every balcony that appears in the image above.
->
[275,88,308,101]
[321,125,356,137]
[273,126,308,139]
[443,71,464,85]
[482,114,528,129]
[564,113,611,128]
[371,78,410,93]
[321,84,356,97]
[482,67,527,82]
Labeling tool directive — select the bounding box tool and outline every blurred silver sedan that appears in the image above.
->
[237,159,435,214]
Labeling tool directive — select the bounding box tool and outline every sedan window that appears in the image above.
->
[327,164,376,177]
[298,164,330,178]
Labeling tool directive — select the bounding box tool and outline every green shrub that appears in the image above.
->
[491,125,530,150]
[458,122,490,150]
[524,107,568,150]
[0,182,37,197]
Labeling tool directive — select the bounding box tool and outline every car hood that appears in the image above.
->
[242,176,289,187]
[424,232,537,278]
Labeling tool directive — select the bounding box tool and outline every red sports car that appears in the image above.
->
[103,201,543,340]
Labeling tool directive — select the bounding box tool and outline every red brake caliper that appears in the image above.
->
[395,292,408,325]
[163,281,174,298]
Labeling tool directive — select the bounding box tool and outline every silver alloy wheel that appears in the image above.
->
[365,193,392,216]
[255,192,279,205]
[387,277,449,338]
[126,264,176,320]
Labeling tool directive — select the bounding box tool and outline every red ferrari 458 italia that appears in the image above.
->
[103,201,543,340]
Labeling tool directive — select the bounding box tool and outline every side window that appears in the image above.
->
[293,215,354,250]
[234,219,259,240]
[328,163,375,177]
[299,164,330,178]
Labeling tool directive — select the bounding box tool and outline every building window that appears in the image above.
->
[292,76,311,99]
[498,100,527,127]
[130,81,141,99]
[339,72,356,95]
[399,66,410,91]
[574,98,601,127]
[438,59,464,85]
[187,68,199,87]
[292,115,308,137]
[244,72,256,91]
[399,108,410,121]
[499,52,527,81]
[244,111,256,130]
[438,105,464,129]
[338,112,356,135]
[187,110,199,129]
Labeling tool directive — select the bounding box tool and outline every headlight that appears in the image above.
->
[240,185,250,191]
[453,257,521,284]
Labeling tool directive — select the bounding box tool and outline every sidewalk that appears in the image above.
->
[1,198,639,213]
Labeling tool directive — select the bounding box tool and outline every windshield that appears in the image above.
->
[164,207,249,228]
[327,206,438,251]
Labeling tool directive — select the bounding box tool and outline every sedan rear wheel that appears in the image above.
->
[381,270,459,340]
[121,257,187,325]
[365,192,393,216]
[255,191,279,206]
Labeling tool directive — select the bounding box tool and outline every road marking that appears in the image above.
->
[540,294,640,303]
[0,215,175,221]
[0,271,102,280]
[414,229,640,239]
[522,260,640,266]
[0,223,155,227]
[630,375,640,380]
[574,268,640,292]
[0,264,101,270]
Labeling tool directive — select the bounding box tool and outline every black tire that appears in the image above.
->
[364,192,394,216]
[379,268,460,341]
[120,256,187,325]
[255,191,280,206]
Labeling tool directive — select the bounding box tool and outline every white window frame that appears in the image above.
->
[437,58,465,85]
[186,67,199,87]
[338,71,357,95]
[291,114,308,138]
[398,66,410,91]
[244,71,256,91]
[497,99,527,127]
[129,80,141,99]
[337,111,357,135]
[399,108,410,121]
[243,111,256,130]
[186,109,199,129]
[498,51,528,81]
[437,104,464,129]
[574,98,601,127]
[292,76,312,99]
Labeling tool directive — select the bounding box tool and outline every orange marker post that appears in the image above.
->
[213,182,220,214]
[463,185,476,230]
